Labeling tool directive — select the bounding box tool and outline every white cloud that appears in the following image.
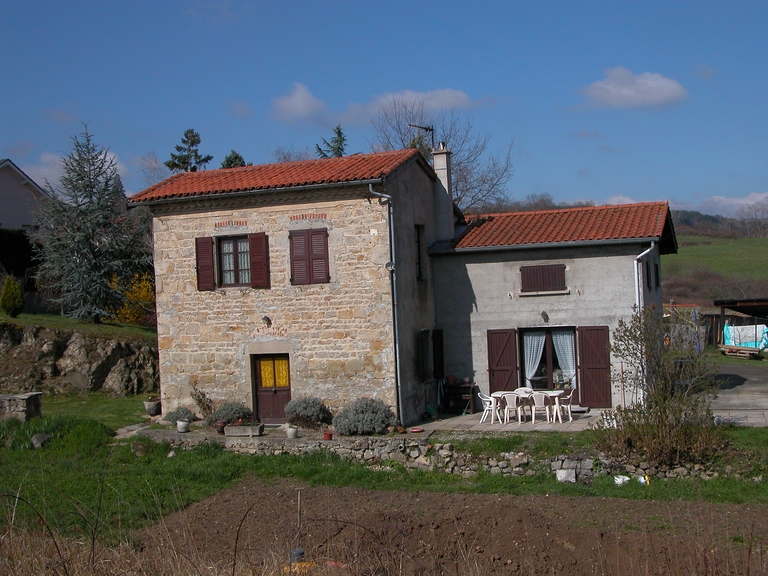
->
[676,191,768,217]
[580,66,688,108]
[22,151,128,191]
[272,83,330,123]
[45,109,78,123]
[605,195,637,205]
[21,153,63,188]
[229,100,252,118]
[273,85,476,126]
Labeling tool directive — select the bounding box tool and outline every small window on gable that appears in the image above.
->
[520,264,566,293]
[289,228,330,285]
[646,261,652,290]
[195,233,269,291]
[415,224,425,281]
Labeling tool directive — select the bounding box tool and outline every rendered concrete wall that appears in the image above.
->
[432,242,663,407]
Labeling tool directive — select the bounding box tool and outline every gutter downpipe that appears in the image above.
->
[368,184,404,424]
[634,241,656,309]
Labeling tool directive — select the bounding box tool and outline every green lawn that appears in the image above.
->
[0,312,156,344]
[43,391,149,430]
[663,235,768,280]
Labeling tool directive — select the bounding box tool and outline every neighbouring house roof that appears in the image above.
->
[0,158,48,197]
[713,298,768,319]
[447,201,677,254]
[128,149,427,205]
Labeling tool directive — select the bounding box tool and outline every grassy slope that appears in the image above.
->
[663,235,768,280]
[0,312,156,344]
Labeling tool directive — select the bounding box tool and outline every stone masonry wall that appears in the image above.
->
[153,191,396,417]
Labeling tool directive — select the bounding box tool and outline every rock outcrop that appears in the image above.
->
[0,321,158,395]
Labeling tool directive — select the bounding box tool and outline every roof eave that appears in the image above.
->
[429,237,664,255]
[128,177,386,207]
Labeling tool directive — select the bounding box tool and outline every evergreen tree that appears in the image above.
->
[315,125,347,158]
[221,149,246,168]
[34,128,151,323]
[0,276,24,317]
[165,129,213,172]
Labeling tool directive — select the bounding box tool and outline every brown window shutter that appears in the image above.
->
[195,237,215,291]
[309,229,330,283]
[289,230,309,285]
[521,264,566,292]
[249,232,269,288]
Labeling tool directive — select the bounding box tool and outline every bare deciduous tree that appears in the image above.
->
[138,151,171,188]
[273,144,313,163]
[369,95,514,211]
[737,199,768,237]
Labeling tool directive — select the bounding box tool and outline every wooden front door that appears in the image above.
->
[577,326,611,408]
[253,355,291,423]
[487,329,518,393]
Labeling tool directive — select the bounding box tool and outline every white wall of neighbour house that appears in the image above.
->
[151,187,398,418]
[0,168,45,230]
[432,242,662,408]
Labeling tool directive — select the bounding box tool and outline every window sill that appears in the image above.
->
[519,289,570,297]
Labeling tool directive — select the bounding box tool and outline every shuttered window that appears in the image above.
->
[520,264,566,292]
[289,228,329,285]
[194,233,269,291]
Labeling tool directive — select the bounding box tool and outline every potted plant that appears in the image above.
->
[223,416,264,437]
[143,396,161,416]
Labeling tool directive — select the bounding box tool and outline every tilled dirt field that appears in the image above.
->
[139,477,768,575]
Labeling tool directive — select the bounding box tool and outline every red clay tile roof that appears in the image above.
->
[129,149,423,203]
[454,202,677,254]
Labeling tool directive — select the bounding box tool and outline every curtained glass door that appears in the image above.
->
[253,355,291,423]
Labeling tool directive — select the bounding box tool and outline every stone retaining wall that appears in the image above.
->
[138,430,737,483]
[0,392,42,421]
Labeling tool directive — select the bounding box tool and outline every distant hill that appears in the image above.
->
[671,210,740,238]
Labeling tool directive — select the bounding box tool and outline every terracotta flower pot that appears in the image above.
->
[216,420,226,434]
[323,432,333,441]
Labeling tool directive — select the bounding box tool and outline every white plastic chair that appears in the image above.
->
[530,392,552,424]
[501,392,526,424]
[477,391,502,424]
[557,388,576,422]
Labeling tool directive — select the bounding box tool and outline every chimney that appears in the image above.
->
[432,142,454,242]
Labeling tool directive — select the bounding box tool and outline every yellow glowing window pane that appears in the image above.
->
[260,359,275,387]
[275,358,290,387]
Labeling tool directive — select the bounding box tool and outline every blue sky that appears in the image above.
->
[2,1,766,216]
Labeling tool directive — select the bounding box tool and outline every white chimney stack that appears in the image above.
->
[432,142,454,242]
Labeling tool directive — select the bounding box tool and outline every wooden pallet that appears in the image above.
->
[719,346,760,359]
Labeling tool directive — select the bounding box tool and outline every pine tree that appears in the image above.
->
[315,125,347,158]
[221,150,246,168]
[34,128,151,323]
[165,129,213,172]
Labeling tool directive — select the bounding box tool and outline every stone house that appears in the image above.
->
[130,146,677,422]
[431,202,677,409]
[129,148,456,424]
[0,158,48,232]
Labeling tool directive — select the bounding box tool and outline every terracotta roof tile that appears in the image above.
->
[454,202,676,253]
[129,149,421,203]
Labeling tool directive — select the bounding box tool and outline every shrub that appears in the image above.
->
[163,406,197,424]
[111,272,156,326]
[284,396,333,429]
[204,402,254,426]
[0,276,24,317]
[333,398,397,436]
[190,383,215,418]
